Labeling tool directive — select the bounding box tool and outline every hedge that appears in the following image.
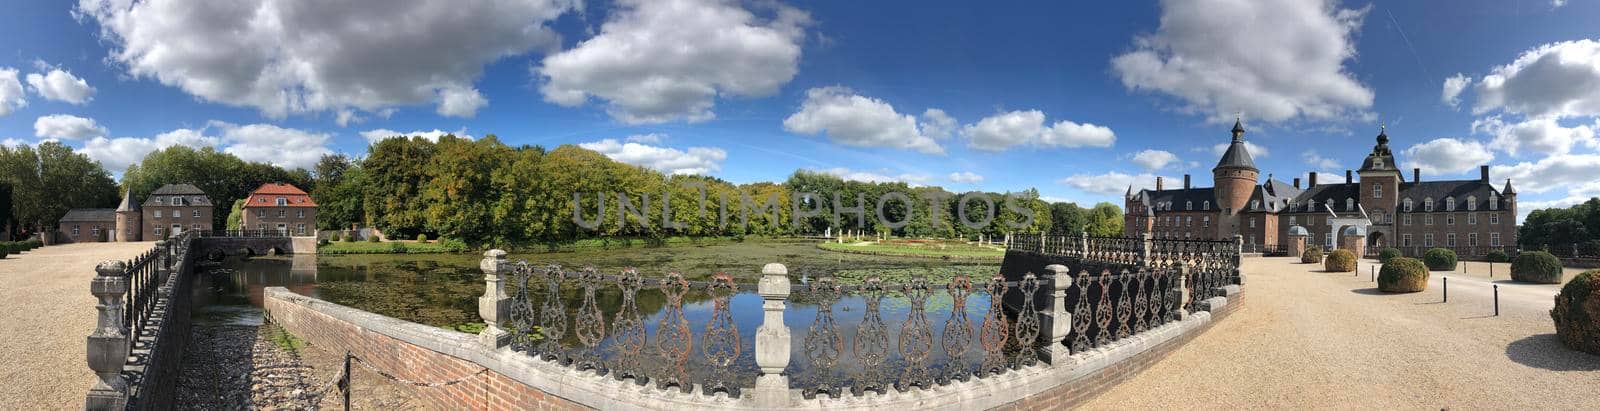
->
[1379,257,1429,292]
[1378,248,1402,264]
[1424,248,1458,271]
[1512,251,1563,284]
[1551,270,1600,355]
[1301,246,1324,264]
[1325,249,1357,272]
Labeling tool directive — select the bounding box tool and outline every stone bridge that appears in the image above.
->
[192,234,317,260]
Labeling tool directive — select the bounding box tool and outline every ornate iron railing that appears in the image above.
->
[1363,245,1518,259]
[1009,233,1240,268]
[87,230,199,410]
[196,229,290,238]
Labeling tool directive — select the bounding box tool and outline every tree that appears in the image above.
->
[1049,202,1086,235]
[123,146,309,228]
[0,142,118,232]
[362,137,437,238]
[1085,202,1125,237]
[226,199,245,230]
[0,181,12,238]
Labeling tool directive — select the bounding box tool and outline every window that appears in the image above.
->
[1249,235,1256,245]
[1424,197,1434,212]
[1426,215,1434,225]
[1289,216,1298,225]
[256,210,266,218]
[1373,210,1386,224]
[296,210,305,219]
[276,197,287,206]
[1490,214,1500,225]
[296,224,307,235]
[1373,183,1382,198]
[1203,216,1210,228]
[155,197,163,205]
[1489,194,1499,210]
[257,224,267,231]
[1469,233,1479,246]
[1403,214,1412,225]
[154,226,164,236]
[1424,234,1435,247]
[192,224,201,231]
[72,225,80,236]
[1447,197,1457,211]
[1309,200,1317,211]
[278,209,286,218]
[1467,196,1477,211]
[1325,233,1334,248]
[1468,213,1477,225]
[1251,200,1259,209]
[1346,198,1354,211]
[1447,215,1455,225]
[154,210,162,218]
[1186,216,1192,227]
[1250,217,1257,228]
[1203,201,1210,210]
[192,210,201,218]
[1447,233,1457,247]
[173,197,183,206]
[1402,234,1413,247]
[91,226,100,237]
[1186,201,1192,210]
[1491,232,1502,246]
[1403,198,1413,212]
[1375,158,1385,168]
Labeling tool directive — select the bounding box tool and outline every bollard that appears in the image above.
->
[1493,285,1500,316]
[1490,263,1494,278]
[1443,277,1449,302]
[1370,265,1375,282]
[342,352,352,410]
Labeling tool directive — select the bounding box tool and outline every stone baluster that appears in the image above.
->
[85,261,129,410]
[753,263,792,407]
[1080,232,1090,257]
[478,249,511,348]
[1173,263,1191,320]
[1042,264,1073,365]
[1139,232,1154,268]
[1233,234,1246,285]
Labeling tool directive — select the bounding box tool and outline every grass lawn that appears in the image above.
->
[317,240,464,254]
[817,240,1005,260]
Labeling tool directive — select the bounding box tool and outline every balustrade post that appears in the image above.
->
[85,261,129,410]
[478,249,511,348]
[1042,264,1073,365]
[754,263,792,407]
[1173,264,1191,320]
[1080,232,1090,256]
[1233,234,1246,285]
[1139,232,1153,268]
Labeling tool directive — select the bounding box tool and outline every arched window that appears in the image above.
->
[1186,201,1193,210]
[1446,197,1456,211]
[1424,197,1434,212]
[1403,198,1414,212]
[1203,201,1210,210]
[1308,200,1316,211]
[1467,196,1477,211]
[1250,200,1259,209]
[1346,198,1355,211]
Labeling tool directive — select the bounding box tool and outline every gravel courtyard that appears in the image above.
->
[0,241,157,410]
[1082,256,1600,409]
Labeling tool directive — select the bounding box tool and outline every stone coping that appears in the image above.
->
[264,286,1239,410]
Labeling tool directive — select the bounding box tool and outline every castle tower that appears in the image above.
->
[114,188,140,242]
[1357,126,1401,248]
[1212,118,1259,216]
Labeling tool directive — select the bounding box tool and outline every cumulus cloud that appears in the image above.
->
[1110,0,1374,124]
[359,128,474,144]
[1473,115,1596,157]
[1471,39,1600,119]
[919,108,957,140]
[1441,73,1470,108]
[579,139,727,175]
[1058,171,1176,196]
[1131,149,1179,171]
[783,86,945,155]
[0,68,24,116]
[79,129,220,173]
[947,171,984,184]
[25,66,95,105]
[1491,154,1600,194]
[1400,138,1495,175]
[1301,149,1341,169]
[540,0,809,124]
[813,167,931,186]
[625,133,665,144]
[963,110,1115,151]
[218,123,333,170]
[1209,141,1271,158]
[75,0,575,119]
[34,114,107,140]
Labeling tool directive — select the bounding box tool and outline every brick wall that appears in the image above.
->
[264,290,588,410]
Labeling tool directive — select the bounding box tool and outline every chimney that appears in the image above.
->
[1156,176,1164,191]
[1184,174,1191,190]
[1480,165,1490,183]
[1413,168,1420,183]
[1293,177,1301,189]
[1309,172,1318,188]
[1345,170,1353,184]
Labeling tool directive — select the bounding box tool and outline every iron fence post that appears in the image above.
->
[478,250,511,348]
[754,263,792,408]
[1043,264,1073,364]
[85,261,129,411]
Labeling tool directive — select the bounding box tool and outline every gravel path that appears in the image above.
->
[0,241,157,410]
[1080,257,1600,410]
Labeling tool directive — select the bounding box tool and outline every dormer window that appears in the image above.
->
[1346,198,1354,211]
[1251,200,1259,209]
[1425,197,1434,212]
[1186,201,1192,211]
[1375,158,1384,168]
[1404,198,1413,212]
[1490,194,1499,210]
[276,197,288,206]
[1446,197,1456,211]
[172,197,183,206]
[1203,201,1210,210]
[1467,196,1477,211]
[155,197,163,205]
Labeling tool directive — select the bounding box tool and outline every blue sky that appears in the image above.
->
[3,0,1600,223]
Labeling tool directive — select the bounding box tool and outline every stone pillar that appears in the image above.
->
[1139,232,1154,268]
[1287,234,1308,258]
[1233,234,1246,285]
[1172,264,1191,320]
[1341,234,1367,260]
[86,262,129,410]
[753,263,792,408]
[1080,231,1090,256]
[1043,264,1073,364]
[478,250,511,348]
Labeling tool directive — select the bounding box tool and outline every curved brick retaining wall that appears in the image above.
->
[263,283,1242,410]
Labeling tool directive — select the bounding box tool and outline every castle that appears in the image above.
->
[1123,121,1518,257]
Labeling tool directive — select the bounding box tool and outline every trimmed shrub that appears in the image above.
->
[1379,257,1429,292]
[1325,249,1357,272]
[0,248,8,259]
[1551,270,1600,355]
[1424,248,1458,271]
[439,238,468,253]
[1378,248,1402,264]
[1512,251,1563,284]
[416,233,428,243]
[1301,246,1323,264]
[328,233,341,242]
[344,233,357,242]
[317,238,330,246]
[1485,249,1510,263]
[388,241,407,253]
[367,235,380,243]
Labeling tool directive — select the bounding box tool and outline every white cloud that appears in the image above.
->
[75,0,575,119]
[34,114,107,140]
[1209,141,1271,158]
[1300,170,1346,187]
[1553,0,1568,8]
[1300,149,1340,169]
[919,108,957,140]
[436,86,488,118]
[579,139,727,175]
[962,109,1115,151]
[1471,39,1600,119]
[25,67,95,105]
[813,167,932,186]
[359,128,474,145]
[1491,154,1600,194]
[1441,73,1470,108]
[624,133,665,144]
[947,171,984,184]
[540,0,809,124]
[782,86,944,155]
[78,128,220,173]
[1058,171,1176,196]
[1110,0,1374,124]
[218,123,333,170]
[1131,149,1179,171]
[3,138,30,147]
[0,68,25,116]
[1472,115,1596,157]
[1400,138,1494,175]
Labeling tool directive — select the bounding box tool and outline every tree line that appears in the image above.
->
[1520,198,1600,256]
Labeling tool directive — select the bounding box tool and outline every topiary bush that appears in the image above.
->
[416,233,429,243]
[1512,251,1563,284]
[1378,247,1402,264]
[344,233,357,242]
[1325,249,1357,272]
[1551,270,1600,355]
[1301,246,1324,264]
[1378,257,1429,292]
[1424,248,1458,271]
[367,235,380,243]
[1485,249,1510,263]
[329,233,341,242]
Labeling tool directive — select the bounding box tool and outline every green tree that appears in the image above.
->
[122,146,309,228]
[0,142,118,233]
[226,199,245,230]
[1049,202,1087,235]
[1085,202,1125,237]
[361,137,437,238]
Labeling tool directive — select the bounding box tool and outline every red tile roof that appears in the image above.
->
[243,183,318,208]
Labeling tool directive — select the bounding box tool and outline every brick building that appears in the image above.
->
[1125,121,1518,257]
[57,208,115,243]
[241,183,317,236]
[142,184,215,239]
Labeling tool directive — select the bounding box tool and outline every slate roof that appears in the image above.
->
[1214,140,1257,170]
[116,189,138,212]
[1396,180,1503,212]
[1138,187,1219,212]
[1282,183,1363,213]
[61,208,115,222]
[150,183,205,195]
[1244,178,1301,213]
[143,183,214,207]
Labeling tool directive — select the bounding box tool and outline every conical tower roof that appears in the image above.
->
[1503,179,1517,195]
[1215,120,1257,171]
[115,188,139,212]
